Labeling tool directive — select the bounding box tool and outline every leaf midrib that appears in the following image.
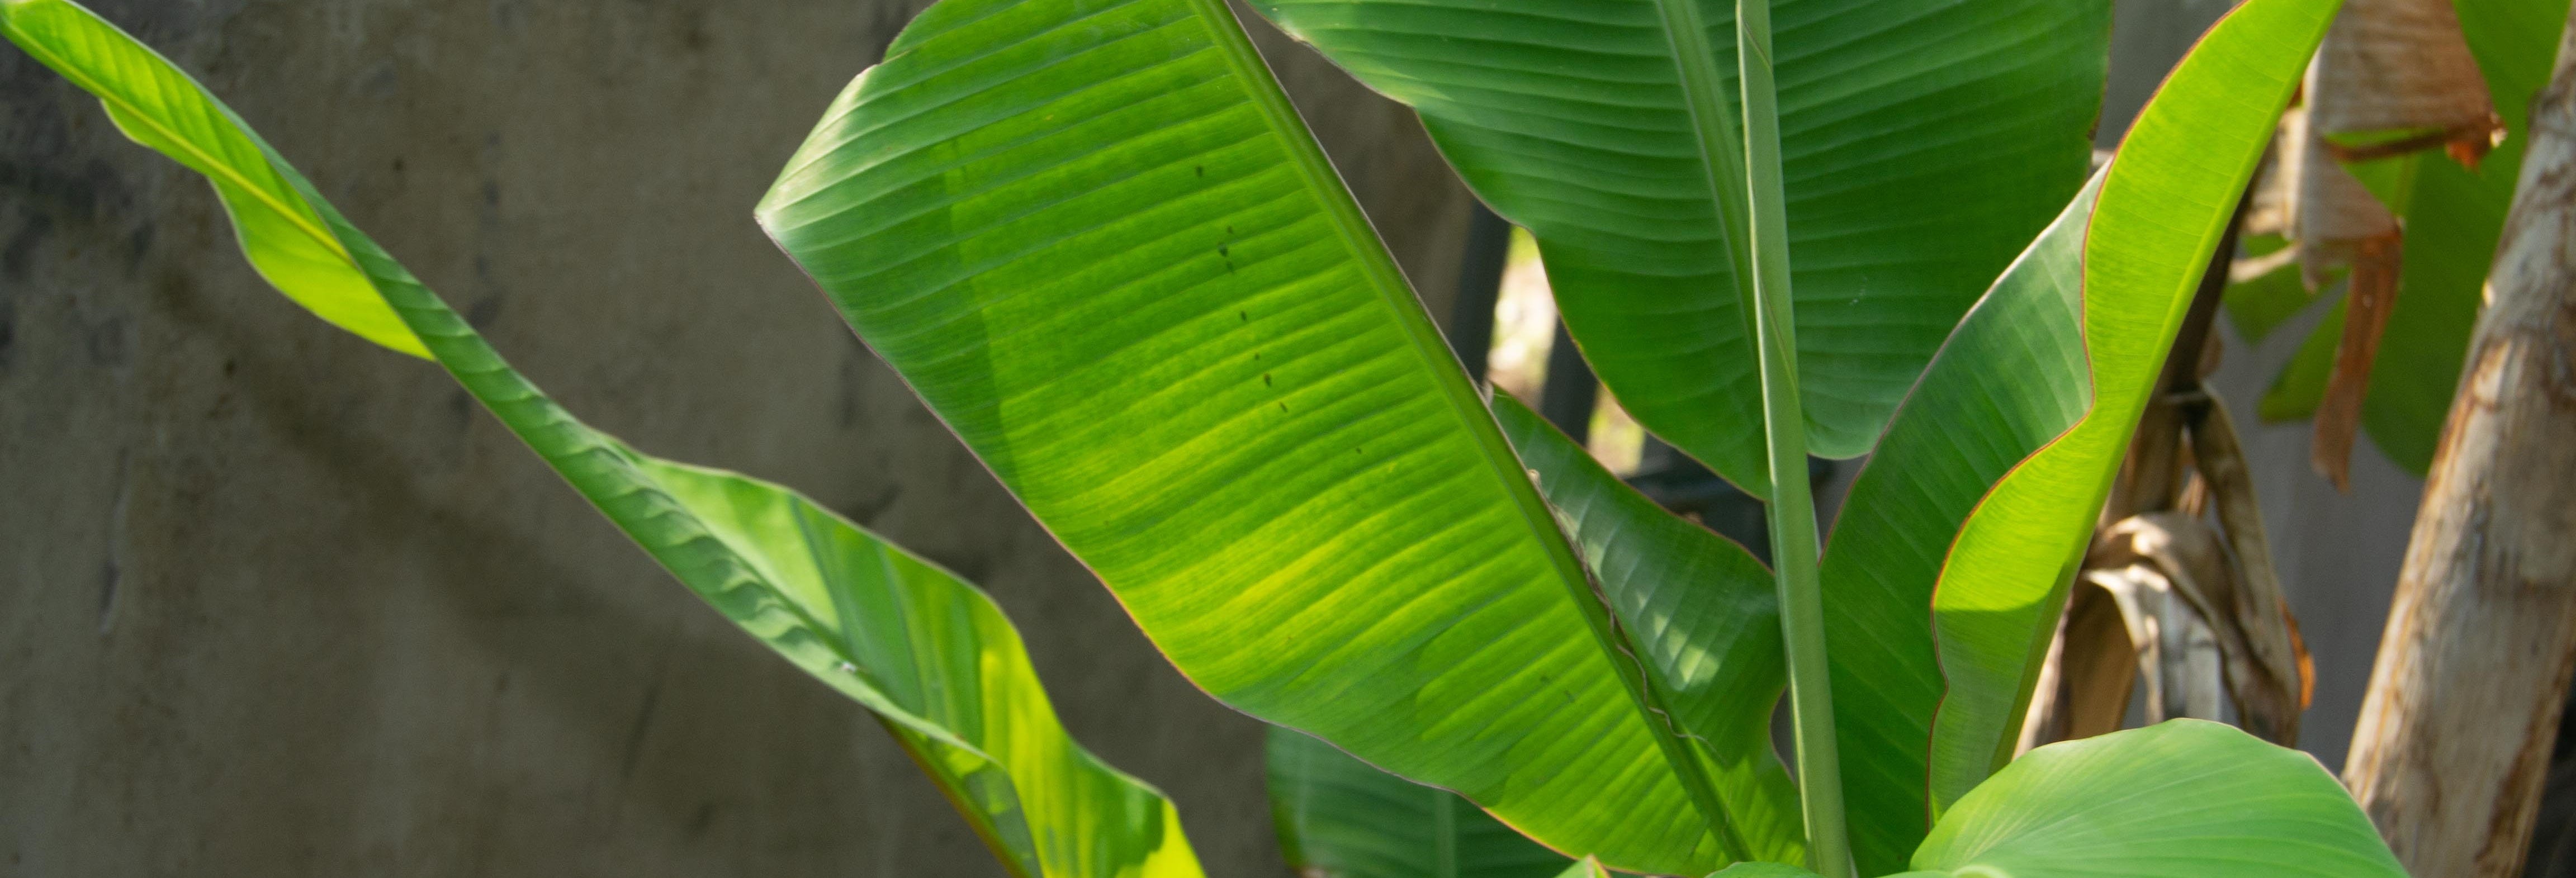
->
[1178,0,1600,646]
[4,9,356,271]
[1185,0,1750,862]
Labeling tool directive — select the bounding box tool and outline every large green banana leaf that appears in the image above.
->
[1811,173,2098,874]
[1917,0,2335,822]
[1802,0,2339,867]
[1701,721,2407,878]
[0,4,1205,877]
[1909,720,2405,877]
[756,0,1746,871]
[2251,0,2571,472]
[1261,401,1800,878]
[1489,393,1801,864]
[1244,0,2109,496]
[1267,727,1571,878]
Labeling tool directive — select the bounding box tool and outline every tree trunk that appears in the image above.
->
[2340,17,2576,877]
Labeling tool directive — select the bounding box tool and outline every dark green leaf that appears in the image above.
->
[1492,393,1802,862]
[1268,727,1572,878]
[1808,0,2339,865]
[1916,0,2334,822]
[1245,0,2109,495]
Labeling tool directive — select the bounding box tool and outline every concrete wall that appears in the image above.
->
[0,2,1475,875]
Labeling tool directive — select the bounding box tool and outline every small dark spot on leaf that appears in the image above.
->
[1279,402,1287,412]
[1261,373,1271,387]
[1239,311,1247,322]
[1218,246,1229,257]
[1195,165,1204,177]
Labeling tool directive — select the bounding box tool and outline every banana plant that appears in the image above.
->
[2235,0,2574,483]
[5,0,2412,875]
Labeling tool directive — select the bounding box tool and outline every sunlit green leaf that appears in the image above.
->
[1815,174,2097,872]
[1805,0,2339,865]
[1910,720,2405,878]
[1245,0,2108,495]
[1917,0,2336,818]
[0,0,425,357]
[756,0,1742,871]
[0,3,1205,876]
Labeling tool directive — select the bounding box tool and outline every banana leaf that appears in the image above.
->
[1244,0,2109,496]
[757,0,1767,870]
[0,3,1204,876]
[1806,0,2340,866]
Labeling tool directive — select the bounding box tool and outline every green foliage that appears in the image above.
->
[756,0,1758,870]
[1909,721,2407,877]
[1707,722,2408,878]
[1268,728,1573,878]
[1917,0,2331,818]
[8,0,2418,876]
[1247,0,2109,496]
[1813,174,2099,868]
[0,3,1202,876]
[1492,393,1801,862]
[2242,0,2574,473]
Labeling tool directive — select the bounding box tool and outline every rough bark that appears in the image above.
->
[2340,18,2576,877]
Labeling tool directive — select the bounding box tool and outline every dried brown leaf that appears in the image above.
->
[2312,230,2403,491]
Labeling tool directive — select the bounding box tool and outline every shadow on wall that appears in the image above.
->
[0,1,1476,874]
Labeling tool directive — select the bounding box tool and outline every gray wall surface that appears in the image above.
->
[0,2,1476,875]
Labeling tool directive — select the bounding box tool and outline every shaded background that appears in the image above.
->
[0,0,2452,874]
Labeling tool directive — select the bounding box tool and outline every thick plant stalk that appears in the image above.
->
[1736,0,1852,872]
[2341,16,2576,876]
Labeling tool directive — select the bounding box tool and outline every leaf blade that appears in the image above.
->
[1812,172,2099,874]
[1492,393,1803,864]
[1808,0,2340,864]
[0,4,1204,876]
[1911,720,2405,878]
[1268,727,1574,878]
[1919,0,2338,816]
[0,0,426,358]
[1247,0,2110,491]
[758,0,1731,871]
